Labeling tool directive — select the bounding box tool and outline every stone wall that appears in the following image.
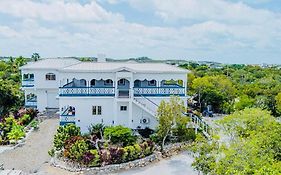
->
[51,142,190,174]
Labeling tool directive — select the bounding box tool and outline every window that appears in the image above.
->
[148,80,156,86]
[92,106,102,115]
[118,79,125,85]
[46,73,56,80]
[23,73,34,80]
[90,79,96,86]
[104,79,113,85]
[120,106,127,111]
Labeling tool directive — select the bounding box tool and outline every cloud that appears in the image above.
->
[0,0,280,63]
[0,0,123,23]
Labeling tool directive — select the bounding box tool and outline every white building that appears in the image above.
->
[20,58,189,133]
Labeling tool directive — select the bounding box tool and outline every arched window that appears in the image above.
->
[104,79,113,86]
[90,79,96,87]
[148,80,156,86]
[46,73,56,80]
[80,79,87,87]
[134,80,141,87]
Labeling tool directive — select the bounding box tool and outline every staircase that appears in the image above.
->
[133,97,157,117]
[185,113,211,139]
[133,95,211,138]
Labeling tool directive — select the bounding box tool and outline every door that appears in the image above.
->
[47,91,59,108]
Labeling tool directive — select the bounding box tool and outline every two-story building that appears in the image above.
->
[20,58,189,133]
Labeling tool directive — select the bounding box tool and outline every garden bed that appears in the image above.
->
[51,141,191,173]
[0,108,39,148]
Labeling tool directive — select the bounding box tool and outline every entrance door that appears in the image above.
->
[47,91,59,109]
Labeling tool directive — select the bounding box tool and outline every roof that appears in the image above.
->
[20,58,80,70]
[62,62,189,73]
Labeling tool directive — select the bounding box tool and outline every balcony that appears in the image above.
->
[60,106,76,125]
[22,79,34,87]
[134,86,185,96]
[60,116,75,125]
[59,87,115,97]
[25,100,37,108]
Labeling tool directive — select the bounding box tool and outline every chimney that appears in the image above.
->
[97,54,106,62]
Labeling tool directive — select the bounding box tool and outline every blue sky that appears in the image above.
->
[0,0,280,64]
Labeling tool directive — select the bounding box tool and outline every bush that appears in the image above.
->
[138,127,154,138]
[19,114,30,126]
[174,127,196,142]
[66,139,88,161]
[30,120,39,130]
[104,125,136,146]
[0,116,17,143]
[53,124,81,150]
[88,123,104,139]
[123,144,143,161]
[7,124,25,142]
[108,147,126,164]
[139,141,154,156]
[25,108,38,120]
[100,149,111,165]
[82,150,101,167]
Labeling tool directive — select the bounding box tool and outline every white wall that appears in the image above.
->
[59,97,115,133]
[132,104,158,129]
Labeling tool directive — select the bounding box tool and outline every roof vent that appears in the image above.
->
[97,54,106,63]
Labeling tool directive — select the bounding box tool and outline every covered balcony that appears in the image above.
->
[25,93,37,108]
[22,73,34,87]
[60,105,76,125]
[59,78,115,96]
[133,79,185,96]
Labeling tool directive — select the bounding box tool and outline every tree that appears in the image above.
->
[191,75,236,113]
[0,79,22,116]
[275,92,281,115]
[156,96,187,150]
[31,53,40,62]
[191,108,281,174]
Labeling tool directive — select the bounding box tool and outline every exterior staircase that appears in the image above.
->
[133,97,157,117]
[133,95,211,138]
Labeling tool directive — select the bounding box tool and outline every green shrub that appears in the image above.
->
[124,145,137,161]
[19,114,30,126]
[7,124,25,142]
[139,141,154,156]
[25,108,38,120]
[123,144,144,161]
[30,120,39,130]
[67,139,88,161]
[88,123,104,139]
[104,125,136,146]
[173,126,196,142]
[53,124,81,150]
[89,149,101,166]
[48,148,55,157]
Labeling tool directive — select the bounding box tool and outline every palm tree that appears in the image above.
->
[31,53,40,62]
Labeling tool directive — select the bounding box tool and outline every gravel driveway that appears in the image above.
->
[0,118,59,174]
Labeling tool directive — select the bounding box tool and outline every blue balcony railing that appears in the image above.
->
[134,87,185,96]
[25,100,37,108]
[60,115,75,125]
[22,79,34,87]
[59,87,115,96]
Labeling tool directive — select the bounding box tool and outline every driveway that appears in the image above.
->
[115,152,197,175]
[0,118,59,174]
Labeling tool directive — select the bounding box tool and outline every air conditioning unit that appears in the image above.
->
[140,118,150,124]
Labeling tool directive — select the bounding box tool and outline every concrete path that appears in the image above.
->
[115,152,197,175]
[0,118,59,174]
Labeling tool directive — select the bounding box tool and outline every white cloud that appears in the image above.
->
[0,0,123,22]
[0,0,280,63]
